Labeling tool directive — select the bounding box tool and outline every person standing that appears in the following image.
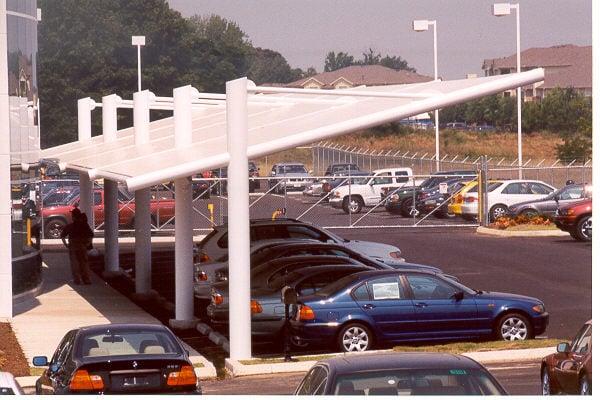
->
[61,208,94,285]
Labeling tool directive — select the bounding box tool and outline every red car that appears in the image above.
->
[541,320,592,395]
[41,189,176,239]
[554,198,592,241]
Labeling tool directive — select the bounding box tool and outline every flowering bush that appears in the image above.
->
[490,214,552,230]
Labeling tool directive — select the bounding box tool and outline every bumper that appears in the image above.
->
[207,305,285,338]
[448,203,462,215]
[289,321,339,347]
[554,217,576,232]
[532,312,550,336]
[329,197,343,208]
[384,199,402,213]
[461,203,478,218]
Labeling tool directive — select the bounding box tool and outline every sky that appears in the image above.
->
[167,0,592,80]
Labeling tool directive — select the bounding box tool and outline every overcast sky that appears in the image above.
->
[167,0,592,79]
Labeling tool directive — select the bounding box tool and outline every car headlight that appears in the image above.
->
[532,304,545,313]
[389,251,402,259]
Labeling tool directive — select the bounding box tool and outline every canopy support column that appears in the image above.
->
[169,85,197,329]
[227,77,251,360]
[132,90,153,298]
[102,94,122,278]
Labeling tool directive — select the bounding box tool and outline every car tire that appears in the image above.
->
[495,313,532,341]
[574,215,592,242]
[541,366,555,395]
[44,218,66,239]
[342,196,363,214]
[490,204,508,222]
[337,322,372,352]
[520,208,539,218]
[400,197,418,218]
[579,374,591,395]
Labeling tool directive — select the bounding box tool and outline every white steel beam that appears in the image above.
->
[227,78,252,360]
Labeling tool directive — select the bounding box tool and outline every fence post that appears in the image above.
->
[480,155,489,227]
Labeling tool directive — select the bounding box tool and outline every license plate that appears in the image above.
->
[123,376,150,387]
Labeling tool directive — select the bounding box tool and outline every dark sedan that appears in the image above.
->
[290,270,549,352]
[415,178,468,218]
[294,352,507,395]
[507,183,591,218]
[32,324,201,395]
[541,320,591,395]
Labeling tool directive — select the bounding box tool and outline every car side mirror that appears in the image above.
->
[281,285,298,305]
[452,291,464,301]
[33,356,49,367]
[556,342,569,353]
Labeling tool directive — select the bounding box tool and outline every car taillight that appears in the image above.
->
[199,253,210,263]
[389,251,402,259]
[197,271,208,281]
[455,194,463,204]
[465,196,477,203]
[69,369,104,391]
[212,292,223,305]
[167,365,197,387]
[298,305,315,320]
[323,183,331,192]
[251,300,263,314]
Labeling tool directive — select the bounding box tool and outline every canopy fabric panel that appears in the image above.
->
[40,69,544,191]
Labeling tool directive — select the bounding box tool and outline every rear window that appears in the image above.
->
[76,328,181,358]
[467,182,502,193]
[315,274,361,298]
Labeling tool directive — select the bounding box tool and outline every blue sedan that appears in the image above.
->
[290,270,549,352]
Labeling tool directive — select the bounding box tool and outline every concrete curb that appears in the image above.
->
[181,342,218,379]
[15,376,39,388]
[224,346,556,377]
[476,226,569,237]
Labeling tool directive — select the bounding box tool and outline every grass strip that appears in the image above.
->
[238,339,563,365]
[393,339,563,353]
[504,225,559,231]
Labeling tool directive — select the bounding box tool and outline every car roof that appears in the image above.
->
[214,218,310,229]
[274,162,306,166]
[77,323,170,333]
[317,352,484,374]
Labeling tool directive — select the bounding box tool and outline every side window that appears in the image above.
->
[501,183,520,194]
[51,331,75,366]
[216,233,229,249]
[296,366,328,395]
[372,173,393,185]
[572,325,592,354]
[352,283,370,301]
[530,183,553,195]
[395,171,409,183]
[559,187,583,200]
[252,226,290,241]
[93,192,102,205]
[367,276,404,300]
[407,275,457,300]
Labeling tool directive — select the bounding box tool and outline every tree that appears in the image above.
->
[324,51,354,72]
[247,48,299,84]
[380,55,416,72]
[358,48,381,65]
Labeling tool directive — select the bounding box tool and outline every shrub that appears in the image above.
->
[490,214,551,229]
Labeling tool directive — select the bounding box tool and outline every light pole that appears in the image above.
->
[493,3,522,179]
[413,19,440,172]
[131,36,146,92]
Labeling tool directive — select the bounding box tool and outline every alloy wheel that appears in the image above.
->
[341,326,370,352]
[580,217,592,240]
[541,369,551,395]
[348,199,360,213]
[580,376,590,395]
[500,317,528,341]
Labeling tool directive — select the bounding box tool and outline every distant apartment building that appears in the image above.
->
[285,65,432,89]
[482,44,592,101]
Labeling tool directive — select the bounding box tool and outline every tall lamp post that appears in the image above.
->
[131,36,146,92]
[413,19,440,172]
[492,3,522,179]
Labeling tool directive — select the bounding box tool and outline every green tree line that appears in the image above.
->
[438,88,592,161]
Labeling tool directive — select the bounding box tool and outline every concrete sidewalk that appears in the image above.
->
[10,251,216,379]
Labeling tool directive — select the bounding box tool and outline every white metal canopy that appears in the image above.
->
[41,68,544,191]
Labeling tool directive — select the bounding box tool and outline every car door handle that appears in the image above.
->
[415,302,428,308]
[362,304,375,310]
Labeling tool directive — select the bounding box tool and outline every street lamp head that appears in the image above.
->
[131,36,146,46]
[412,20,431,32]
[492,3,513,16]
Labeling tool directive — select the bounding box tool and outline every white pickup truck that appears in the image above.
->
[329,167,416,213]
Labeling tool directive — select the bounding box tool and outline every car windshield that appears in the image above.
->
[277,165,307,174]
[76,328,181,358]
[64,189,81,205]
[333,368,504,395]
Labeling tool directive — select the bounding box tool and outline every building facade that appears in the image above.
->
[482,44,592,101]
[1,0,40,318]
